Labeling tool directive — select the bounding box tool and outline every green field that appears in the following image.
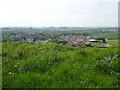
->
[91,40,118,48]
[96,33,118,40]
[2,41,119,88]
[107,40,119,48]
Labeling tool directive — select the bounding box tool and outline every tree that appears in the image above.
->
[83,33,89,36]
[103,38,106,43]
[48,38,59,44]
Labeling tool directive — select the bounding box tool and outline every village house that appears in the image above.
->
[60,35,91,46]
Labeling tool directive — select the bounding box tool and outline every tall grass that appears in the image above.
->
[2,41,119,88]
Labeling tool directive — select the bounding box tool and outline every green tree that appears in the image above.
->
[103,38,106,43]
[48,38,59,43]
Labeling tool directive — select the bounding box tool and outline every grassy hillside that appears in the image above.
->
[2,41,119,88]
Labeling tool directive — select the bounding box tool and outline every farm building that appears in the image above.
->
[89,39,100,42]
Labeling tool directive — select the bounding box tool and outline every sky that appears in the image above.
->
[0,0,119,27]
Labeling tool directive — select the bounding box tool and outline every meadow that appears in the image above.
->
[2,40,119,88]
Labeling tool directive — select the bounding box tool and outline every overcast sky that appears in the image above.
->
[0,0,119,27]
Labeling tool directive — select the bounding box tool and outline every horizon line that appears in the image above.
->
[0,26,118,28]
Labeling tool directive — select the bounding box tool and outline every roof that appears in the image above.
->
[89,39,99,42]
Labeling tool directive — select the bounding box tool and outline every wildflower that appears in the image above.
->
[8,72,14,75]
[8,72,12,75]
[11,73,14,75]
[14,65,17,67]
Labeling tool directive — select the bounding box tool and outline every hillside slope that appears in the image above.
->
[2,41,119,88]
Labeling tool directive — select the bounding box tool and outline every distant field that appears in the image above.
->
[97,33,118,40]
[90,40,118,49]
[107,40,118,48]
